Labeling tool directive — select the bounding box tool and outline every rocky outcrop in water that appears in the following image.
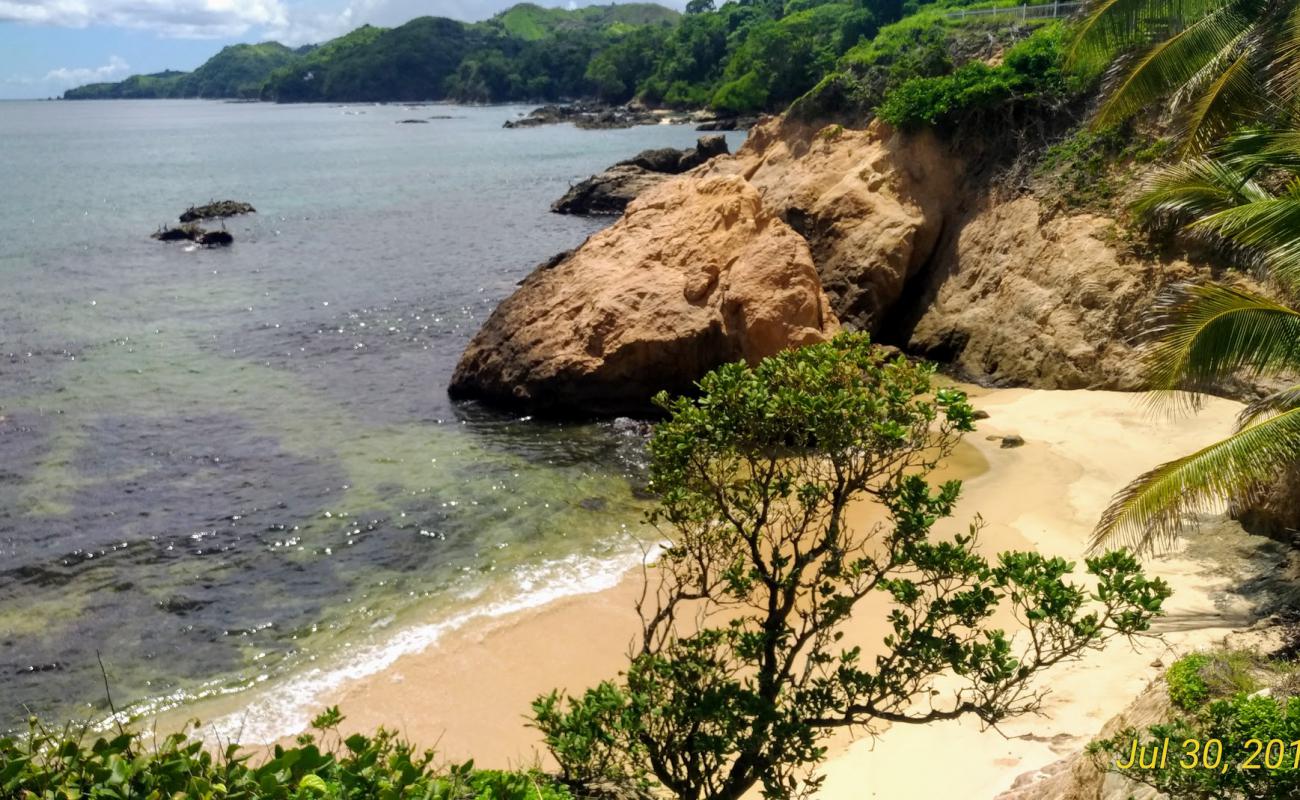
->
[179,200,256,222]
[449,174,837,415]
[151,223,233,246]
[695,116,760,131]
[504,102,660,130]
[551,135,730,215]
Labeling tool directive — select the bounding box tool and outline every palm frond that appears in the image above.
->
[1218,127,1300,174]
[1140,282,1300,396]
[1190,187,1300,284]
[1132,155,1270,224]
[1095,6,1255,128]
[1270,0,1300,105]
[1238,383,1300,428]
[1069,0,1238,67]
[1090,407,1300,553]
[1179,50,1265,152]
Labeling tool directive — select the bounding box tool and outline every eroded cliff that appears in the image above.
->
[451,114,1221,412]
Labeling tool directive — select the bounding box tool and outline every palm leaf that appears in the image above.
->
[1094,6,1255,128]
[1238,383,1300,427]
[1090,407,1300,553]
[1132,155,1270,224]
[1178,50,1265,152]
[1218,127,1300,174]
[1140,282,1300,397]
[1190,183,1300,284]
[1069,0,1238,66]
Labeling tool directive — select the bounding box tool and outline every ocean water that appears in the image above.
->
[0,99,745,732]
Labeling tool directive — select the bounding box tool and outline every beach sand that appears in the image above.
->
[202,387,1279,797]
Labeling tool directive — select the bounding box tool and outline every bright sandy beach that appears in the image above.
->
[188,386,1284,799]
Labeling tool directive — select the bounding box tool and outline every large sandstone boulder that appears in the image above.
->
[702,119,963,331]
[450,174,838,415]
[903,198,1206,390]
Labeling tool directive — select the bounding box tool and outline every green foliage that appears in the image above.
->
[876,23,1079,129]
[534,333,1169,800]
[1091,126,1300,554]
[63,0,921,111]
[1168,653,1215,710]
[1166,651,1261,711]
[1092,652,1300,799]
[0,709,573,799]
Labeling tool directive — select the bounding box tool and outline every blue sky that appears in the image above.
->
[0,0,683,99]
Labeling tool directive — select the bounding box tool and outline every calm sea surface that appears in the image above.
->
[0,99,744,732]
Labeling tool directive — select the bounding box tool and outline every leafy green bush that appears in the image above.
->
[534,333,1170,800]
[1094,689,1300,798]
[0,708,573,800]
[1167,652,1214,710]
[876,23,1077,129]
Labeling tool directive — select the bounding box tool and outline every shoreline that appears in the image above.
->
[156,386,1286,795]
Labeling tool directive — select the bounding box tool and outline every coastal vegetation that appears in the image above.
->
[1076,0,1300,554]
[1092,649,1300,798]
[0,708,573,800]
[63,0,1063,112]
[531,334,1169,799]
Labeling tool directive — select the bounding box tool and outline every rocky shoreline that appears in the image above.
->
[550,134,729,215]
[449,114,1246,416]
[502,100,759,132]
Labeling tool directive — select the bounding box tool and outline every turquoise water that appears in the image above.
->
[0,99,744,731]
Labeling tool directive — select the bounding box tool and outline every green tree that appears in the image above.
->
[1091,128,1300,553]
[534,334,1170,800]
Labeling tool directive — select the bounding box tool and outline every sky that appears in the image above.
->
[0,0,683,99]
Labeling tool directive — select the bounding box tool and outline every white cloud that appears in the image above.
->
[0,0,289,38]
[44,54,130,86]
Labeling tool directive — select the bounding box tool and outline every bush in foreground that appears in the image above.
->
[0,707,571,800]
[1093,650,1300,799]
[533,333,1171,800]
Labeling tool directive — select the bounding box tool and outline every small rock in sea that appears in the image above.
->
[397,119,429,124]
[197,230,233,247]
[179,200,256,223]
[579,497,608,511]
[152,223,202,242]
[1000,434,1025,449]
[151,223,233,247]
[972,409,990,420]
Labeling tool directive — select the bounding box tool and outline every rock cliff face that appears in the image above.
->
[449,174,837,415]
[453,114,1224,413]
[703,120,962,332]
[905,198,1205,390]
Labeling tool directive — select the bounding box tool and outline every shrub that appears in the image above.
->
[1167,652,1214,710]
[0,708,573,800]
[534,333,1170,800]
[875,23,1084,130]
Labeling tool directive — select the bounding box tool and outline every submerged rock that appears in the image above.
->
[179,200,255,222]
[397,118,429,124]
[551,135,730,216]
[450,174,838,415]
